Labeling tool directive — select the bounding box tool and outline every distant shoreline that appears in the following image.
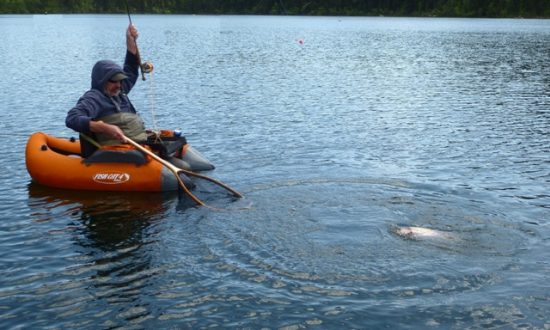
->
[1,12,549,19]
[1,0,549,19]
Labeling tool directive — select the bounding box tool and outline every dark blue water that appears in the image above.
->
[0,15,549,328]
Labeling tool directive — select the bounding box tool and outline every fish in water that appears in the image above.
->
[391,226,456,241]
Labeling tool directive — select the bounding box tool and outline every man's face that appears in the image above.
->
[105,79,122,97]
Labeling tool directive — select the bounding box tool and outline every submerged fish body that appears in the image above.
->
[392,226,455,240]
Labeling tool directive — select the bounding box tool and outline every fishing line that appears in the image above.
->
[147,71,160,135]
[0,133,40,137]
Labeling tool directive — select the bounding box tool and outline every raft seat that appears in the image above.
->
[81,137,187,166]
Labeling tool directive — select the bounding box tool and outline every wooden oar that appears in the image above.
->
[124,137,242,206]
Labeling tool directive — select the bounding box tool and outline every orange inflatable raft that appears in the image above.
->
[25,132,212,192]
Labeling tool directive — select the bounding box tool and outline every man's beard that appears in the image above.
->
[105,88,121,97]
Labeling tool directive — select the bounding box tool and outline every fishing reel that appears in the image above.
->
[141,61,154,73]
[139,61,154,80]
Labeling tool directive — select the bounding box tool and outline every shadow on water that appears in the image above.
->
[23,183,183,327]
[27,182,174,248]
[22,182,246,328]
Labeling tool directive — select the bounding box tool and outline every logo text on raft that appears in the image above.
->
[92,173,131,184]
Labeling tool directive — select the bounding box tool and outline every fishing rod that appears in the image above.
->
[125,0,153,80]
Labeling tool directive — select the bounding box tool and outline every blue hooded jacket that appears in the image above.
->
[66,51,140,133]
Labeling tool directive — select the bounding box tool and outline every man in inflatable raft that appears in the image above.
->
[65,24,212,176]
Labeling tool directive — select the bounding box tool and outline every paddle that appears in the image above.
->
[123,136,242,206]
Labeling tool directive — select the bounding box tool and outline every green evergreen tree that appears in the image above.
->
[0,0,548,17]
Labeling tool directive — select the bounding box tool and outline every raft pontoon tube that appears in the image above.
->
[25,132,214,192]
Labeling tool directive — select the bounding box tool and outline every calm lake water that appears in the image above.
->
[0,14,549,328]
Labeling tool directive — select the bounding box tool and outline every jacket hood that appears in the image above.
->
[91,60,126,91]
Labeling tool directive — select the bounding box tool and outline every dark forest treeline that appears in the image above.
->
[1,0,549,18]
